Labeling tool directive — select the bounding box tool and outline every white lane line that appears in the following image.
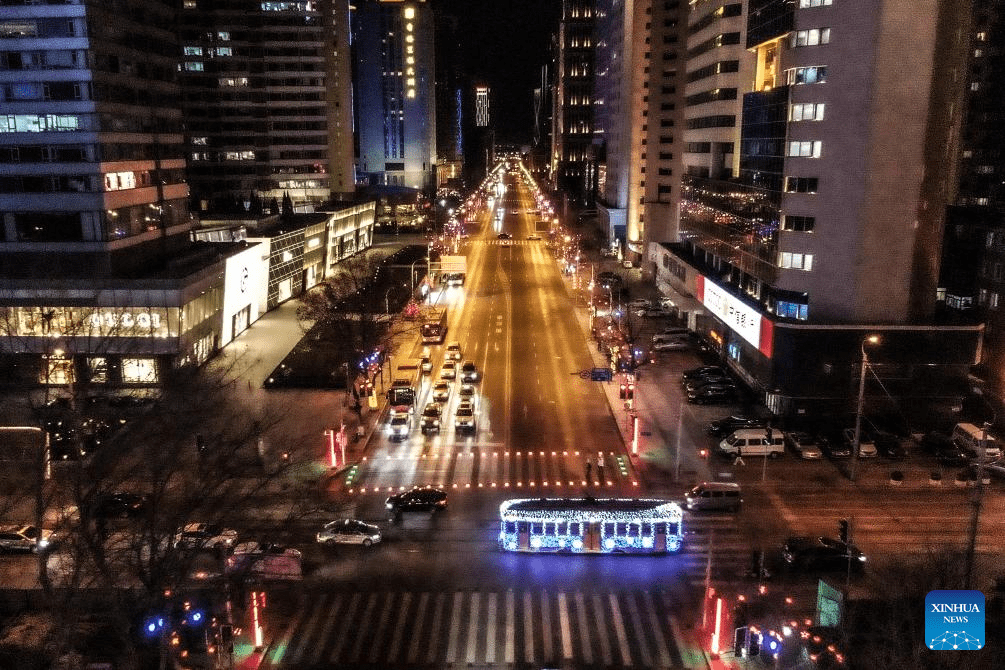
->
[541,590,553,660]
[425,593,447,665]
[643,590,673,668]
[385,592,412,664]
[308,592,345,666]
[445,591,464,663]
[608,593,633,667]
[465,591,481,664]
[626,592,652,667]
[328,593,362,662]
[592,593,613,667]
[406,592,430,664]
[524,591,535,662]
[505,590,516,664]
[575,591,593,664]
[286,593,328,665]
[347,592,378,663]
[486,592,498,664]
[558,591,574,659]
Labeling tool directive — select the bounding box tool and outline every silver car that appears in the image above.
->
[0,525,51,553]
[316,519,381,547]
[454,401,477,433]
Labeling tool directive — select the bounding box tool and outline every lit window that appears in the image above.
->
[184,46,203,56]
[791,28,830,48]
[799,0,832,6]
[184,62,204,72]
[215,47,233,57]
[787,141,822,158]
[971,82,980,91]
[122,358,158,384]
[218,31,230,40]
[789,103,824,121]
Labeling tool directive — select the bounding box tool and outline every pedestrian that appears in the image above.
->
[585,458,593,482]
[596,455,605,483]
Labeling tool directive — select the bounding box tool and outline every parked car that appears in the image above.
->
[652,338,690,352]
[842,428,878,458]
[782,536,867,572]
[497,232,512,239]
[420,356,433,375]
[638,307,672,318]
[873,431,907,459]
[460,360,480,383]
[316,519,381,547]
[597,272,622,288]
[527,234,542,241]
[0,525,52,553]
[174,523,239,552]
[653,331,689,344]
[687,383,738,405]
[706,415,768,438]
[784,431,824,460]
[454,401,477,433]
[440,361,457,380]
[87,492,150,520]
[385,486,448,514]
[821,434,851,460]
[684,375,732,394]
[627,299,652,310]
[682,365,725,381]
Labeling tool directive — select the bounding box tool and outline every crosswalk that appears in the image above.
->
[342,447,640,494]
[476,239,543,247]
[263,587,690,669]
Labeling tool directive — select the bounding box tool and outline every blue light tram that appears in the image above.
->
[498,497,684,554]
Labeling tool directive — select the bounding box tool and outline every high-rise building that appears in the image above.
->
[550,0,595,206]
[593,0,686,257]
[433,9,464,189]
[177,0,355,213]
[648,0,981,416]
[352,0,436,191]
[475,86,490,128]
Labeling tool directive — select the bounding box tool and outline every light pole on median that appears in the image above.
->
[410,257,427,295]
[850,334,880,483]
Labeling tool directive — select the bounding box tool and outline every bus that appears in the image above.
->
[421,308,448,344]
[498,497,684,554]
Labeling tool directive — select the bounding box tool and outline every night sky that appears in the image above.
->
[437,0,561,143]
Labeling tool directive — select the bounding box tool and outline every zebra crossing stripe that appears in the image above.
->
[644,590,674,668]
[285,593,328,665]
[348,592,378,664]
[592,593,613,666]
[327,592,361,663]
[263,594,307,665]
[445,591,464,663]
[386,592,411,664]
[312,592,346,665]
[626,592,652,667]
[368,592,397,663]
[575,591,593,665]
[426,593,447,665]
[466,591,481,664]
[505,590,516,664]
[406,592,430,664]
[485,592,498,664]
[608,593,633,667]
[541,590,553,660]
[558,591,574,659]
[524,591,535,660]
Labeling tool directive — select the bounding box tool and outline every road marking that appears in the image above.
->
[446,591,464,663]
[766,490,802,528]
[626,591,652,667]
[643,590,673,668]
[466,591,481,664]
[368,591,397,663]
[386,592,412,663]
[541,590,553,660]
[426,593,446,665]
[286,593,328,665]
[264,594,307,666]
[592,593,613,666]
[558,591,573,659]
[348,592,378,663]
[609,592,633,666]
[575,591,593,664]
[406,592,430,664]
[505,590,516,663]
[485,592,498,663]
[328,592,362,662]
[309,592,345,666]
[524,591,535,661]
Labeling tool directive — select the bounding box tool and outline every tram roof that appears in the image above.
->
[499,497,681,519]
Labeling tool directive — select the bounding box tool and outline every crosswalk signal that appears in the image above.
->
[838,518,849,544]
[619,383,628,399]
[626,383,634,400]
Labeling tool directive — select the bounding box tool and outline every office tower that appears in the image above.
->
[178,0,355,213]
[352,0,436,191]
[593,0,685,257]
[550,0,595,206]
[475,86,490,128]
[651,0,981,416]
[434,10,464,189]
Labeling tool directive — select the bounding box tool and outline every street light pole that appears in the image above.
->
[965,414,996,588]
[850,335,879,483]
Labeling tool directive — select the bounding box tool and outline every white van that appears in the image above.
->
[951,423,1001,460]
[684,482,743,512]
[719,429,786,458]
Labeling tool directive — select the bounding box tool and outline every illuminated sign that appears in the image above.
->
[697,276,768,353]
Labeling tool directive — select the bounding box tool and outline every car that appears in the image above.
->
[420,355,433,375]
[385,486,448,514]
[622,260,634,269]
[842,428,878,458]
[174,523,239,551]
[684,375,732,393]
[440,360,457,380]
[706,415,768,438]
[432,381,452,404]
[446,341,463,360]
[509,209,519,214]
[454,401,477,433]
[873,430,907,459]
[652,338,690,352]
[0,525,52,553]
[596,271,622,288]
[653,331,690,344]
[496,232,512,239]
[527,234,542,241]
[460,360,480,383]
[226,542,302,574]
[627,299,653,310]
[420,403,442,434]
[782,536,867,572]
[388,413,411,441]
[784,431,824,459]
[821,435,852,460]
[458,383,476,404]
[638,307,672,318]
[687,383,738,405]
[683,365,726,381]
[316,519,381,547]
[87,492,150,520]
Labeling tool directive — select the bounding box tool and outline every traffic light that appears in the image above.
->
[619,382,635,400]
[838,518,849,543]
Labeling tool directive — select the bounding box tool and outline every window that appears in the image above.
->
[786,66,827,85]
[790,28,831,48]
[785,177,819,193]
[779,253,814,270]
[799,0,833,6]
[777,301,809,320]
[790,103,825,121]
[788,141,822,158]
[122,358,158,384]
[184,62,204,72]
[184,47,203,56]
[783,215,815,231]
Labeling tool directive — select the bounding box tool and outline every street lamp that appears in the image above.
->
[850,334,880,482]
[409,257,427,295]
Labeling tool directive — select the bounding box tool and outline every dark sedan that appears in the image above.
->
[706,415,768,438]
[682,365,725,381]
[782,536,867,572]
[385,486,448,514]
[87,492,150,520]
[687,383,738,405]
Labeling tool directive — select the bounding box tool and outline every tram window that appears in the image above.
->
[518,522,528,533]
[616,522,627,536]
[505,521,516,534]
[654,523,666,534]
[603,522,615,536]
[626,523,640,538]
[531,522,543,534]
[642,522,652,535]
[544,522,556,535]
[557,521,568,535]
[568,522,581,535]
[668,522,679,535]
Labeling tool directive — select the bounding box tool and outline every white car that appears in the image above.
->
[454,401,477,433]
[842,428,878,458]
[440,361,457,381]
[784,432,824,460]
[446,342,463,360]
[316,519,381,547]
[174,523,239,551]
[458,383,476,405]
[388,413,412,440]
[0,525,52,553]
[652,338,690,351]
[432,381,452,404]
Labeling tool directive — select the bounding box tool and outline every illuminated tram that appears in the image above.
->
[498,497,684,554]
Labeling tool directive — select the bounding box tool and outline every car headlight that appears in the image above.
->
[386,502,394,509]
[37,539,49,549]
[858,555,867,562]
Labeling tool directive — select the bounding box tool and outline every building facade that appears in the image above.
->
[352,0,437,191]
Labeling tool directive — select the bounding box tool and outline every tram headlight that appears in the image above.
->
[530,537,542,549]
[604,538,615,550]
[507,540,517,550]
[642,536,654,549]
[572,538,583,550]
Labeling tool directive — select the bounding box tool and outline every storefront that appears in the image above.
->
[221,243,268,346]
